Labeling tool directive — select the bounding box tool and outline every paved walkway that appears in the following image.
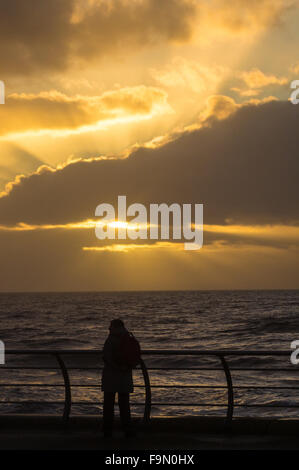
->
[0,416,299,450]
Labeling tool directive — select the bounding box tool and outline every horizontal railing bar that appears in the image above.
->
[0,384,66,387]
[2,367,295,372]
[0,402,226,406]
[1,401,299,408]
[1,384,299,390]
[0,367,104,370]
[4,349,291,356]
[146,368,297,372]
[0,384,231,389]
[217,369,297,372]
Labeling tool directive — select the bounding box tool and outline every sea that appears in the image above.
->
[0,290,298,419]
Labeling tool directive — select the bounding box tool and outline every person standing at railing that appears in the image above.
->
[101,318,141,438]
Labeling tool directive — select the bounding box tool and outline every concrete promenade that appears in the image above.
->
[0,415,299,450]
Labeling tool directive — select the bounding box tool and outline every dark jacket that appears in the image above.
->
[101,327,133,393]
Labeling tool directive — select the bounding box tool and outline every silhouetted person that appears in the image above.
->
[101,319,135,438]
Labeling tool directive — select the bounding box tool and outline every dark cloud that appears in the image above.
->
[0,0,295,77]
[0,0,73,75]
[74,0,196,58]
[0,0,197,76]
[0,99,298,226]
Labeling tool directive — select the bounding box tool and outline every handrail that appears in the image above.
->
[53,354,72,423]
[218,355,234,428]
[139,358,151,424]
[1,349,295,427]
[3,349,291,355]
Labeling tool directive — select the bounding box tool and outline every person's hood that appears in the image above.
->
[110,326,128,337]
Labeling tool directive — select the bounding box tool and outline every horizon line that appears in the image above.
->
[0,288,298,294]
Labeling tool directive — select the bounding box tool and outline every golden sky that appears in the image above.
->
[0,0,298,291]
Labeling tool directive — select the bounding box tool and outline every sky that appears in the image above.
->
[0,0,298,291]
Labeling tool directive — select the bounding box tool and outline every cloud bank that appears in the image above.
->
[0,99,298,227]
[0,0,296,76]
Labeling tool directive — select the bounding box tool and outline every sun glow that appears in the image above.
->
[82,242,184,253]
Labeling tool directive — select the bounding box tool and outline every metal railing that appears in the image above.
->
[0,349,295,427]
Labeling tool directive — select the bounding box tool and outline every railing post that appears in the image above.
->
[140,358,151,424]
[218,355,234,429]
[54,353,71,423]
